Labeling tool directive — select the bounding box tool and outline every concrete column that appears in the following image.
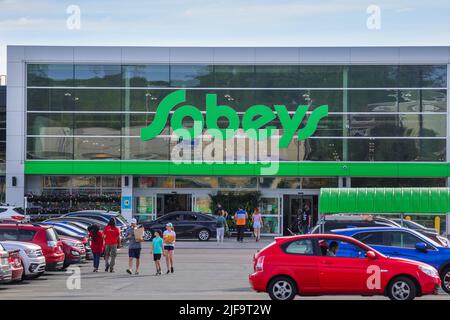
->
[121,175,133,222]
[6,48,26,207]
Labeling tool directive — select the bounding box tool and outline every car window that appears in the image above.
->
[184,214,198,221]
[0,243,4,251]
[353,231,384,246]
[0,228,18,241]
[284,239,314,255]
[0,208,7,213]
[18,229,36,241]
[321,239,367,258]
[171,214,183,222]
[46,228,59,241]
[386,231,423,248]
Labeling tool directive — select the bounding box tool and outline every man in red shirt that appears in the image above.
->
[103,218,121,273]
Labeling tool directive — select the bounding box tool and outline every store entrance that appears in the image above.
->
[156,193,192,216]
[282,194,318,235]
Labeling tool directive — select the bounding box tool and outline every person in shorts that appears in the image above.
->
[163,223,176,274]
[125,218,142,275]
[151,230,163,275]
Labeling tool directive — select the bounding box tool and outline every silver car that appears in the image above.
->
[0,243,12,283]
[1,241,46,279]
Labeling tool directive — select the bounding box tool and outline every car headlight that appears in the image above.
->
[419,265,438,278]
[25,249,39,258]
[71,250,80,256]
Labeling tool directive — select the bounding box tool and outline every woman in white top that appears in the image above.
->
[163,222,176,274]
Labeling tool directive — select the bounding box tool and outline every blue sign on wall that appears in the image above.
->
[121,196,132,210]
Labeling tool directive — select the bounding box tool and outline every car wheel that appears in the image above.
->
[440,267,450,294]
[387,276,417,301]
[268,276,297,301]
[197,229,211,241]
[143,230,153,241]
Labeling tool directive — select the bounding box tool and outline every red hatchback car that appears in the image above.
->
[0,224,65,271]
[249,234,441,300]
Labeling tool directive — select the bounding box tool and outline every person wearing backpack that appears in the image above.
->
[216,210,227,244]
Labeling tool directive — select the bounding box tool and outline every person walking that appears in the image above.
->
[214,203,224,216]
[150,230,163,275]
[234,207,248,243]
[216,210,227,244]
[300,202,312,234]
[88,224,104,272]
[163,223,176,274]
[252,208,263,242]
[103,218,121,273]
[125,218,142,275]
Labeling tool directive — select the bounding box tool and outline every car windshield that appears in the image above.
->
[405,229,442,248]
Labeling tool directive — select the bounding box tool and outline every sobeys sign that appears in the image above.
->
[140,90,328,148]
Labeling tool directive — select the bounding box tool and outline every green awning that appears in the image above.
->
[319,188,450,215]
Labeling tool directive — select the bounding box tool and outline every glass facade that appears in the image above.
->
[26,63,447,162]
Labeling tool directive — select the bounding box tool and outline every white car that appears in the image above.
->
[0,206,27,222]
[1,241,46,279]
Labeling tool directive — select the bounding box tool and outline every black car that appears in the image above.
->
[141,211,217,241]
[391,218,450,247]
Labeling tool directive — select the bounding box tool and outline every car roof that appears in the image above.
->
[0,223,50,229]
[332,226,410,234]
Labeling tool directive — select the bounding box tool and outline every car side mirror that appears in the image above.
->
[366,251,377,260]
[415,242,428,251]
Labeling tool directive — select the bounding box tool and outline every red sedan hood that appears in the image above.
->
[386,256,433,269]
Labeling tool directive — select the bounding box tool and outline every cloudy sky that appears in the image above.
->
[1,0,450,75]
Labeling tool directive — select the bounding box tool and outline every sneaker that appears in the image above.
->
[166,270,170,274]
[105,264,109,272]
[110,269,115,273]
[171,267,174,273]
[135,271,139,275]
[93,268,98,272]
[126,269,132,275]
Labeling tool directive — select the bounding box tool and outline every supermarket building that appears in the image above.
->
[5,45,450,235]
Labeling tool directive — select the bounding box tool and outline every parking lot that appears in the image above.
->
[1,239,449,300]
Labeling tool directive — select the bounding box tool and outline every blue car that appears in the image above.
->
[332,227,450,294]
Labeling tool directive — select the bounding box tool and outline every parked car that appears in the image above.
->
[0,243,12,283]
[7,249,24,282]
[0,206,27,222]
[391,218,449,247]
[63,211,128,232]
[0,241,45,279]
[39,222,92,260]
[310,215,400,234]
[331,227,450,294]
[0,224,65,271]
[249,234,441,300]
[141,211,217,241]
[45,216,108,230]
[59,235,86,268]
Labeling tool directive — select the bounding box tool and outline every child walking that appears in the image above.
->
[151,230,163,275]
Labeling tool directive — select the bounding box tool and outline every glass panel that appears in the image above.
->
[258,177,301,189]
[299,66,343,88]
[135,196,155,214]
[122,65,169,87]
[254,65,299,87]
[134,176,174,188]
[27,88,75,111]
[27,113,73,136]
[351,178,447,188]
[74,64,122,87]
[42,176,72,188]
[348,138,446,161]
[218,177,257,189]
[27,64,74,87]
[399,65,447,88]
[125,89,176,112]
[347,114,446,137]
[74,113,122,136]
[349,90,398,112]
[72,176,100,188]
[175,177,219,188]
[73,89,122,111]
[101,176,121,188]
[74,137,121,160]
[421,90,447,112]
[312,114,343,136]
[260,216,280,234]
[299,139,343,161]
[259,198,279,215]
[170,64,213,87]
[194,195,212,213]
[298,177,339,188]
[27,137,73,159]
[124,137,170,160]
[349,65,398,88]
[214,65,255,87]
[126,113,170,136]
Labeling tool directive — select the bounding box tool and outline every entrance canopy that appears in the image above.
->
[319,188,450,215]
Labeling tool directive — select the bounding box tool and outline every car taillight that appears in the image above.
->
[255,256,265,272]
[11,215,24,220]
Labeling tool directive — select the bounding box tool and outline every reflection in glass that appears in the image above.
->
[175,177,219,188]
[351,177,447,188]
[214,65,255,87]
[122,65,169,87]
[74,65,122,87]
[254,65,299,87]
[299,66,343,88]
[218,177,257,189]
[74,113,122,136]
[349,65,398,88]
[27,64,74,87]
[27,113,73,136]
[124,137,170,160]
[27,137,73,159]
[74,137,121,160]
[170,65,213,87]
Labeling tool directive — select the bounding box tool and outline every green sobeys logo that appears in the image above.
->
[140,90,328,148]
